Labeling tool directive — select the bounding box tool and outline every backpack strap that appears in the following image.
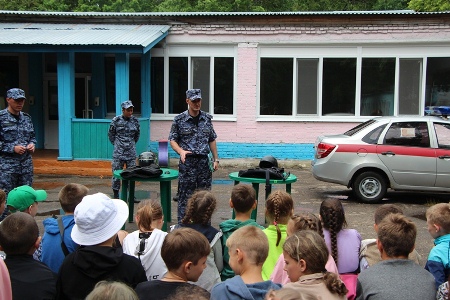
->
[57,217,70,256]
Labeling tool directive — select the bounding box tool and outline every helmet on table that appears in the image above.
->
[259,155,278,168]
[138,151,157,167]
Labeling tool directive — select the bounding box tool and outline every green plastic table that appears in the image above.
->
[228,172,297,221]
[113,168,179,231]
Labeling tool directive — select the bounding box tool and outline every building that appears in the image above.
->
[1,10,449,160]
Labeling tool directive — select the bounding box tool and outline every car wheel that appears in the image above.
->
[352,171,387,203]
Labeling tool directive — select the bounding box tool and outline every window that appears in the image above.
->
[260,58,293,115]
[425,58,450,108]
[322,58,356,116]
[360,58,395,116]
[151,48,235,117]
[151,57,164,114]
[259,46,448,119]
[297,59,318,114]
[399,59,422,115]
[104,55,143,115]
[383,122,429,148]
[168,57,188,114]
[435,123,450,149]
[362,125,387,144]
[0,55,19,108]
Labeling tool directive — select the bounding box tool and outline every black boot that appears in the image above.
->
[113,189,119,199]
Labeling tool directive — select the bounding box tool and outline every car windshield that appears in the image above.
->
[344,119,377,136]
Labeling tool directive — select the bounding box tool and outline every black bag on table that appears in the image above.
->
[121,164,163,179]
[238,156,290,196]
[238,167,289,180]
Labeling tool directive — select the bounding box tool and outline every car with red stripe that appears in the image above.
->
[311,116,450,203]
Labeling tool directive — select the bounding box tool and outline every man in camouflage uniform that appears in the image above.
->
[108,100,140,199]
[0,88,37,220]
[169,89,219,223]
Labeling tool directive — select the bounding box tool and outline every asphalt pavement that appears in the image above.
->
[33,160,444,267]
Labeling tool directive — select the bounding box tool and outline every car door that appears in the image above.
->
[433,122,450,188]
[376,121,436,187]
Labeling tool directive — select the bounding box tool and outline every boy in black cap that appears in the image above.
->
[108,100,140,199]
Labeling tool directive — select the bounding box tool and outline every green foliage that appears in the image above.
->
[408,0,450,12]
[5,0,450,13]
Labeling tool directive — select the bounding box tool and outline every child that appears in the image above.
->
[134,227,211,300]
[56,193,147,299]
[220,183,264,281]
[123,200,168,281]
[6,185,47,217]
[40,183,89,274]
[359,204,421,270]
[261,190,294,280]
[425,202,450,289]
[210,226,281,300]
[86,281,139,300]
[172,190,222,291]
[6,185,47,261]
[319,198,361,274]
[270,212,338,284]
[282,230,348,299]
[356,214,436,299]
[0,212,56,299]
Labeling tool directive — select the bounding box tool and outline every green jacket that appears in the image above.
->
[219,219,264,281]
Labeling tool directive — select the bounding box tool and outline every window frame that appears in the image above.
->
[150,46,237,121]
[257,45,449,122]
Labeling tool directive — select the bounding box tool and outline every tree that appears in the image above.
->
[408,0,450,11]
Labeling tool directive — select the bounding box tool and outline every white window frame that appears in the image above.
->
[257,45,450,122]
[150,45,237,121]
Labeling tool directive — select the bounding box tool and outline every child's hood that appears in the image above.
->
[43,215,75,235]
[223,275,281,299]
[219,219,263,233]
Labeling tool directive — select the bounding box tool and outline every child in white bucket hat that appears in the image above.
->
[56,193,147,299]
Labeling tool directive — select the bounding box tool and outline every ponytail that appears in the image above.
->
[323,272,348,296]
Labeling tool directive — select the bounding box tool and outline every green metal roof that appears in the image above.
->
[0,23,170,53]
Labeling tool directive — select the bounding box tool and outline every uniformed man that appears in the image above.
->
[0,88,37,220]
[168,89,219,223]
[108,100,140,199]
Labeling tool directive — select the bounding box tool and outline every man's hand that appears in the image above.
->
[179,150,192,163]
[14,145,27,155]
[26,143,35,153]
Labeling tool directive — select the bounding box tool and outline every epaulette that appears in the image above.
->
[0,109,7,116]
[173,112,186,121]
[22,112,32,118]
[204,112,213,120]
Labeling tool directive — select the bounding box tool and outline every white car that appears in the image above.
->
[312,116,450,203]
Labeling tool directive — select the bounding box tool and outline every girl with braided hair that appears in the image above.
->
[122,200,168,281]
[319,199,361,274]
[270,212,338,284]
[282,230,348,299]
[170,190,222,292]
[261,190,294,280]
